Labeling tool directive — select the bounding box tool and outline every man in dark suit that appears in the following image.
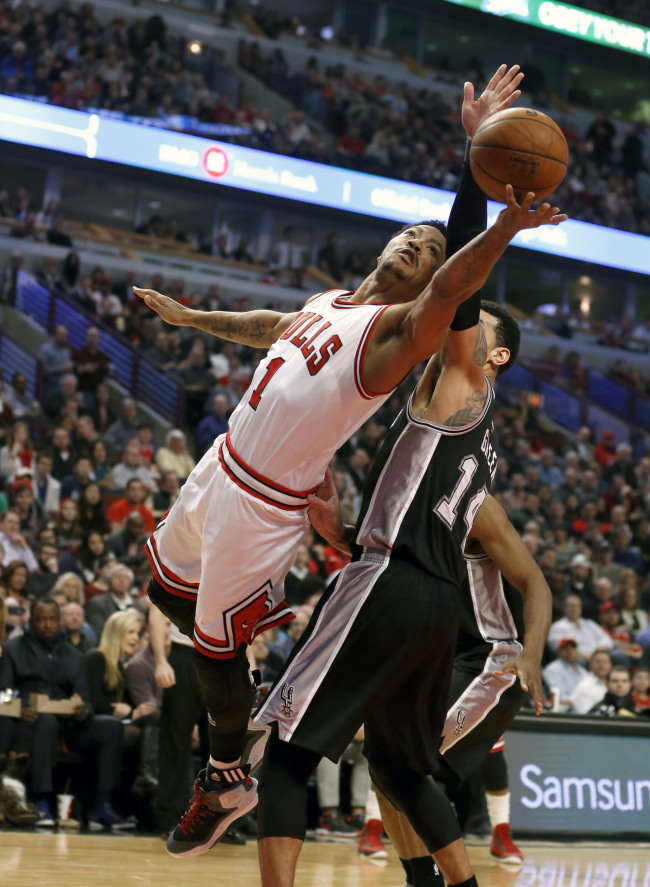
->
[85,564,140,640]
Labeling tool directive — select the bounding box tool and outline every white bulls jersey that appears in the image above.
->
[225,289,394,495]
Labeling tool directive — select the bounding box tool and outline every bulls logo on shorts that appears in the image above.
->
[281,683,295,717]
[453,708,467,736]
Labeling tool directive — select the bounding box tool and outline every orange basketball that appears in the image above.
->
[469,107,569,203]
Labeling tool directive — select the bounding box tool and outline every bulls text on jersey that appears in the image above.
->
[279,311,343,375]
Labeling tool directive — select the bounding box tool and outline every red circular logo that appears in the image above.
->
[203,147,228,178]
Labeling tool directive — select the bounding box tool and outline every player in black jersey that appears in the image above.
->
[254,86,561,885]
[352,494,550,884]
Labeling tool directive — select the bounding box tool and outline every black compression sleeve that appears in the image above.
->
[448,138,487,332]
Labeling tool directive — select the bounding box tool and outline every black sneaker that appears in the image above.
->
[166,770,258,858]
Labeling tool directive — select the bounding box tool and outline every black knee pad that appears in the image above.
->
[192,646,253,717]
[148,578,196,639]
[483,749,508,793]
[257,729,321,840]
[368,757,462,854]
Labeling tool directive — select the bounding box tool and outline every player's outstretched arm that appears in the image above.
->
[307,469,355,556]
[409,187,566,354]
[470,496,552,714]
[133,287,298,348]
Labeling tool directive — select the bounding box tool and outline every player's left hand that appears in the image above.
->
[495,653,544,715]
[462,64,524,139]
[307,469,347,550]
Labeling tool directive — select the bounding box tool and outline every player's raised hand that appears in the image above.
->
[495,652,544,715]
[498,184,568,233]
[133,287,192,326]
[462,63,524,139]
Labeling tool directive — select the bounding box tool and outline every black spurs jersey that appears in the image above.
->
[352,380,498,588]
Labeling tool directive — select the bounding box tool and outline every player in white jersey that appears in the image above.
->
[131,63,564,859]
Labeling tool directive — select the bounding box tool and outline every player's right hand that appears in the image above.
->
[133,287,191,326]
[496,652,544,715]
[155,661,176,688]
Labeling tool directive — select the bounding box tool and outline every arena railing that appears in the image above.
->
[499,361,650,451]
[0,326,40,401]
[14,271,185,427]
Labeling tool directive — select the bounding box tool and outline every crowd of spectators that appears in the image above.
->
[3,1,650,237]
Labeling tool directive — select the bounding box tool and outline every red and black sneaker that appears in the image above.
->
[490,823,524,864]
[166,769,258,858]
[358,818,387,859]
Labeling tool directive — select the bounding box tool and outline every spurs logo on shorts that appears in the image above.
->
[281,683,295,717]
[453,708,467,736]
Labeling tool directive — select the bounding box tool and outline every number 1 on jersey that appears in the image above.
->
[434,455,478,528]
[248,357,285,411]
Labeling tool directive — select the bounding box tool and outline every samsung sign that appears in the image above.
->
[2,94,650,276]
[506,729,650,833]
[442,0,650,58]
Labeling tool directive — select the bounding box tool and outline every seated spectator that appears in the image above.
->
[4,559,31,604]
[270,606,313,662]
[74,326,110,394]
[135,423,156,470]
[542,638,588,710]
[124,610,164,797]
[110,441,157,493]
[195,393,230,456]
[32,451,61,517]
[53,498,84,555]
[154,430,195,482]
[284,543,313,607]
[11,479,45,549]
[28,540,78,600]
[568,649,612,714]
[4,594,30,638]
[106,399,139,454]
[49,426,77,482]
[0,598,128,829]
[60,455,95,501]
[83,553,117,603]
[106,479,155,534]
[591,539,624,588]
[61,600,97,654]
[152,471,180,518]
[619,585,649,634]
[0,510,37,570]
[78,531,108,584]
[631,667,650,714]
[78,482,107,535]
[86,564,140,640]
[51,572,86,608]
[589,666,636,716]
[90,383,117,437]
[582,576,615,621]
[598,601,641,665]
[547,593,614,663]
[85,610,156,801]
[90,439,114,488]
[105,513,149,573]
[38,325,74,402]
[594,430,617,468]
[0,420,34,482]
[5,372,40,423]
[249,632,284,686]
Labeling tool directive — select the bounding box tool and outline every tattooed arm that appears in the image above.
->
[133,287,298,348]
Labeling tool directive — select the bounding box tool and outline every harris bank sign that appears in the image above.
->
[506,729,650,833]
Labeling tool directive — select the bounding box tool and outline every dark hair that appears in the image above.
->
[391,220,447,239]
[480,300,520,373]
[30,596,59,619]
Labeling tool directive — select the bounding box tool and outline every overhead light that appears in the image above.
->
[580,296,591,315]
[579,275,591,285]
[320,25,334,40]
[189,41,202,54]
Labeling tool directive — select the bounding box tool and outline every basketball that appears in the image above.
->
[469,107,569,203]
